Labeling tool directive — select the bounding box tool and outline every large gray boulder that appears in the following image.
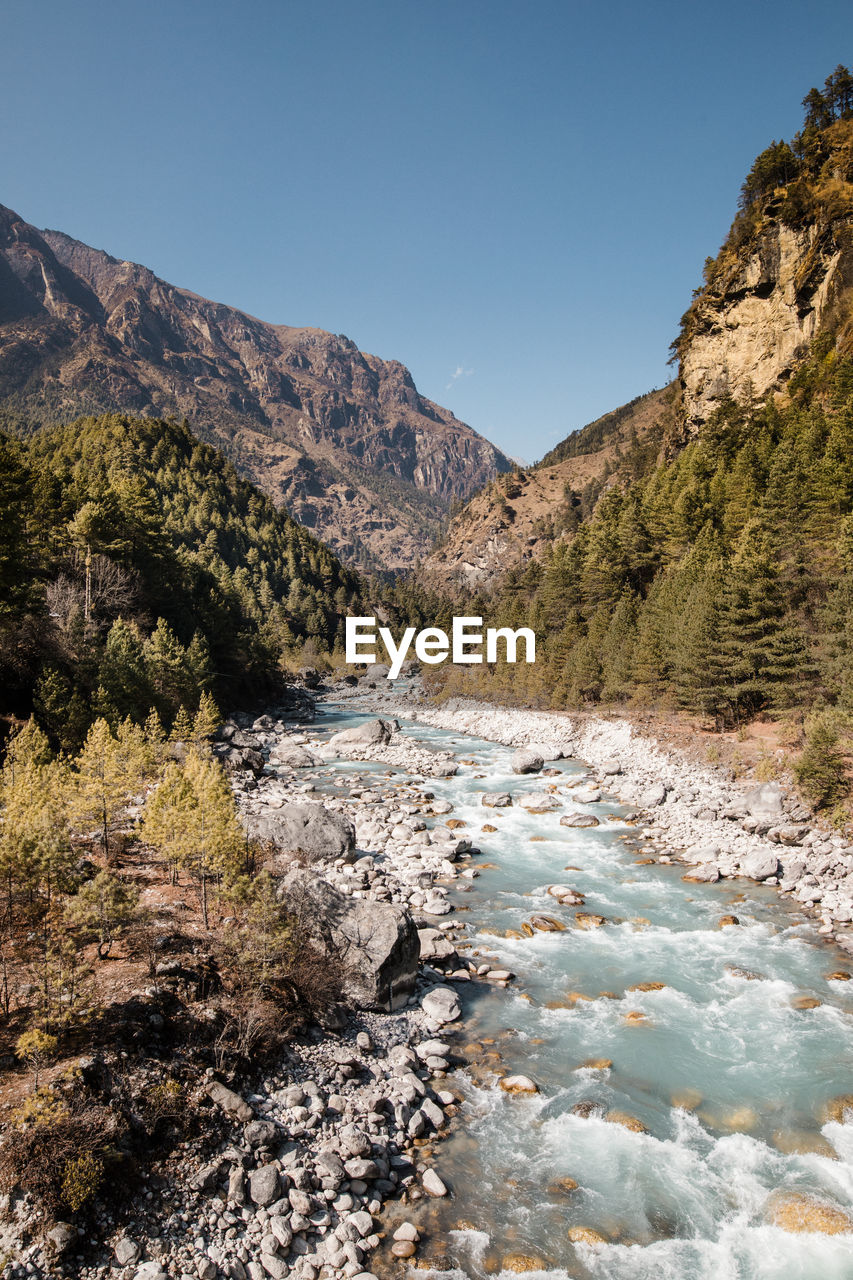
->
[560,810,599,828]
[204,1079,254,1122]
[482,792,512,808]
[518,792,562,813]
[246,802,355,864]
[739,850,781,881]
[362,662,391,681]
[744,782,784,820]
[249,1164,281,1206]
[511,748,543,775]
[268,741,318,768]
[327,718,394,750]
[421,985,462,1024]
[278,867,419,1011]
[640,782,667,808]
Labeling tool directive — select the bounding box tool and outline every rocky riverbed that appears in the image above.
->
[8,680,853,1280]
[351,681,853,948]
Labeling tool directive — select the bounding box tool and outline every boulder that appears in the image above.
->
[683,863,720,883]
[222,746,266,775]
[518,792,562,813]
[268,742,318,768]
[767,1190,853,1235]
[744,782,784,820]
[499,1075,539,1095]
[739,850,781,881]
[246,802,356,864]
[640,782,667,808]
[422,1169,448,1197]
[249,1165,281,1207]
[769,824,806,846]
[328,718,394,749]
[683,843,721,864]
[572,787,601,804]
[527,743,563,762]
[115,1239,141,1267]
[560,811,599,829]
[601,758,622,775]
[421,985,462,1024]
[134,1266,167,1280]
[482,792,512,808]
[417,928,457,962]
[244,1119,280,1148]
[277,866,419,1011]
[46,1223,76,1255]
[204,1080,254,1122]
[511,749,544,775]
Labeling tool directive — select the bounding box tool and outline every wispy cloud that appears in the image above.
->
[446,365,474,390]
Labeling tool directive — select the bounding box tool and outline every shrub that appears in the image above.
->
[794,709,849,808]
[15,1030,59,1088]
[0,1103,121,1220]
[61,1151,104,1212]
[10,1087,68,1129]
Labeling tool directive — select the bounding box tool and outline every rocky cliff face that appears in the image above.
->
[0,205,510,569]
[680,218,853,430]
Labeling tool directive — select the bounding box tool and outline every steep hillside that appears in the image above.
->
[0,206,510,569]
[422,386,675,589]
[677,115,853,432]
[418,69,853,815]
[0,414,363,747]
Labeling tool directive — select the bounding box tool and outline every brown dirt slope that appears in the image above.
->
[423,386,675,591]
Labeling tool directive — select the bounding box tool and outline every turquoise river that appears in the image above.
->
[303,700,853,1280]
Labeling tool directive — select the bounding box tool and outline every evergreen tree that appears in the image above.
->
[142,751,243,928]
[65,869,140,958]
[71,718,148,862]
[0,742,74,914]
[794,708,849,809]
[95,618,153,725]
[709,527,813,722]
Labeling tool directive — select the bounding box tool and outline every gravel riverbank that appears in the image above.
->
[10,679,853,1280]
[352,681,853,950]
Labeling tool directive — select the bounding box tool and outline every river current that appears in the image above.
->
[305,700,853,1280]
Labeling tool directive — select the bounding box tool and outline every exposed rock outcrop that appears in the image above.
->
[246,802,356,864]
[277,866,419,1011]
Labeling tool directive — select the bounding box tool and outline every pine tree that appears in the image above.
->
[65,870,140,958]
[0,741,74,915]
[95,618,154,725]
[710,527,814,722]
[169,706,194,744]
[794,708,849,809]
[142,751,243,928]
[71,718,148,862]
[140,760,194,885]
[192,691,221,746]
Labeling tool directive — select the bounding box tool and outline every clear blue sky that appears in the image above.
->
[2,1,851,461]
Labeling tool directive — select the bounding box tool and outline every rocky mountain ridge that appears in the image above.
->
[423,115,853,594]
[0,204,510,570]
[422,386,674,590]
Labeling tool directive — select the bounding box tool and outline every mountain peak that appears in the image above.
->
[0,204,510,569]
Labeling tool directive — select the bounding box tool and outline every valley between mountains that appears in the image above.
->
[2,63,853,1280]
